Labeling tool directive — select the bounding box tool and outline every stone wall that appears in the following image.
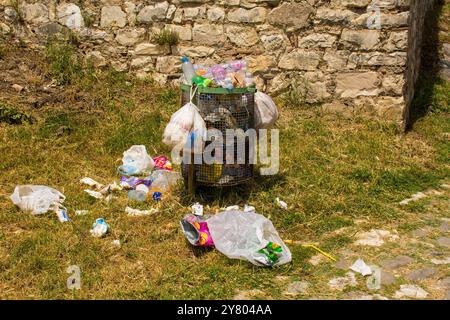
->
[0,0,437,125]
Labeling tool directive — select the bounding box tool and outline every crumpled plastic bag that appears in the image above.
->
[254,91,278,129]
[206,210,291,267]
[10,185,66,215]
[118,145,154,176]
[163,102,206,149]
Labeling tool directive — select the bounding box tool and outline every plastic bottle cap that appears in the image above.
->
[180,57,189,63]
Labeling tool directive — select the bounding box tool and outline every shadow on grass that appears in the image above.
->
[406,0,444,130]
[178,172,288,206]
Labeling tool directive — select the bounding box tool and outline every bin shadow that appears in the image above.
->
[178,172,288,206]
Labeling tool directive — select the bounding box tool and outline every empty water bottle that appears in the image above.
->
[181,57,196,84]
[128,190,147,202]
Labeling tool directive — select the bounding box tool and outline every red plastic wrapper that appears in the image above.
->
[153,156,173,171]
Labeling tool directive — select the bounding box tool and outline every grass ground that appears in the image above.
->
[0,32,449,299]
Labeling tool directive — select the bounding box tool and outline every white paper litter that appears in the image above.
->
[84,189,104,199]
[276,197,287,209]
[125,206,157,216]
[80,177,104,190]
[191,202,204,216]
[243,204,256,212]
[349,258,373,276]
[75,210,89,216]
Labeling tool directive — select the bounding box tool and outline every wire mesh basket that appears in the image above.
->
[181,84,256,187]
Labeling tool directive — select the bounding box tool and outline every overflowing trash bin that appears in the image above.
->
[180,84,256,188]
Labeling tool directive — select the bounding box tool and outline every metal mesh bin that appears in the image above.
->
[180,84,256,188]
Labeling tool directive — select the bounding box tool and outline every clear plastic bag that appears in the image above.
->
[254,91,278,129]
[206,210,292,267]
[10,185,66,215]
[118,145,154,176]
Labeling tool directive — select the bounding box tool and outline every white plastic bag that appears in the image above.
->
[254,91,278,129]
[206,210,292,267]
[163,86,206,149]
[118,145,154,176]
[10,185,66,215]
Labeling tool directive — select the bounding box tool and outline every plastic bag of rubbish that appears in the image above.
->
[254,92,278,129]
[163,93,206,149]
[206,210,291,267]
[118,145,154,176]
[10,185,66,215]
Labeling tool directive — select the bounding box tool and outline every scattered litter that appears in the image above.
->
[394,284,429,299]
[125,206,157,216]
[75,210,89,216]
[112,240,121,247]
[180,214,214,247]
[153,155,173,171]
[354,229,399,247]
[224,205,239,211]
[99,181,122,195]
[149,166,181,192]
[105,194,114,203]
[56,208,70,223]
[191,202,204,216]
[84,189,104,199]
[399,192,427,205]
[275,197,287,209]
[10,185,66,216]
[120,176,152,190]
[90,218,109,238]
[80,177,103,190]
[128,190,147,202]
[117,145,154,176]
[243,204,255,213]
[206,210,291,267]
[350,259,372,276]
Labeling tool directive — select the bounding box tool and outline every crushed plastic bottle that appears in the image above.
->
[90,218,109,237]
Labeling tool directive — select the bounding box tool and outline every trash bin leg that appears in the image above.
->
[187,152,195,195]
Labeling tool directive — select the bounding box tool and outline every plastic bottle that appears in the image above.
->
[128,190,147,202]
[180,57,196,84]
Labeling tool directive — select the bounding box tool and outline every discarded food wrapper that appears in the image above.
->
[206,210,292,267]
[125,206,157,216]
[90,218,109,237]
[117,145,154,176]
[75,210,89,216]
[10,185,66,216]
[243,204,255,213]
[56,208,70,222]
[153,156,173,171]
[84,189,104,199]
[99,181,123,195]
[350,258,372,276]
[120,176,151,190]
[180,214,214,247]
[80,177,104,190]
[276,197,288,210]
[191,202,204,216]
